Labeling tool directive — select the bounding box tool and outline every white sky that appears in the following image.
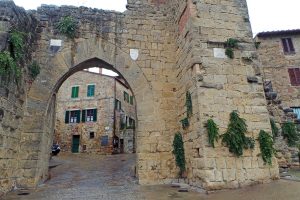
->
[13,0,299,36]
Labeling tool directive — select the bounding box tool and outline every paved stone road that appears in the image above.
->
[3,153,300,200]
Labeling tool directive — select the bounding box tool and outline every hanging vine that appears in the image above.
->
[172,132,186,177]
[224,38,239,59]
[180,117,189,129]
[180,91,192,129]
[207,119,219,148]
[258,130,275,165]
[221,111,255,156]
[28,61,40,80]
[270,119,279,138]
[186,91,192,118]
[9,30,26,60]
[0,51,20,80]
[282,121,299,146]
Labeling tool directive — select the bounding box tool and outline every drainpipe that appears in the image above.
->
[113,78,116,138]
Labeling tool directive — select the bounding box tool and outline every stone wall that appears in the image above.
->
[169,0,279,189]
[256,32,300,167]
[0,0,39,196]
[0,0,280,195]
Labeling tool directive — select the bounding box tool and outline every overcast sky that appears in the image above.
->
[13,0,299,36]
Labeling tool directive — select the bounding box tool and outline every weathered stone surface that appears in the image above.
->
[0,0,279,195]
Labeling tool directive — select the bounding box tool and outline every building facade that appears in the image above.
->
[256,30,300,166]
[54,70,136,154]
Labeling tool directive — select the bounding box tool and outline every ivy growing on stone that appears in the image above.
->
[282,121,299,146]
[28,61,40,79]
[186,91,192,118]
[181,117,189,129]
[207,119,219,148]
[9,30,26,60]
[57,16,77,39]
[270,119,279,138]
[221,111,255,157]
[172,132,186,177]
[0,51,20,80]
[224,38,239,59]
[258,130,275,165]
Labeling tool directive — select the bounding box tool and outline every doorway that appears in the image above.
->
[72,135,80,153]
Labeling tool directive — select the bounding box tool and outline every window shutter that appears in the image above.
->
[71,87,75,98]
[124,91,126,101]
[65,111,70,124]
[82,109,86,123]
[282,38,289,53]
[288,38,295,52]
[119,101,122,110]
[76,110,81,123]
[91,85,95,96]
[130,96,133,105]
[75,87,79,98]
[288,68,297,86]
[93,109,97,122]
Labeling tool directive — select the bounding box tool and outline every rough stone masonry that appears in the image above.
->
[0,0,279,196]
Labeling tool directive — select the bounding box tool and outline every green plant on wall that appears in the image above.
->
[186,91,192,118]
[9,30,26,60]
[282,121,299,146]
[28,61,40,79]
[270,119,279,138]
[181,117,189,129]
[224,38,239,59]
[258,130,275,165]
[207,119,219,148]
[0,51,20,80]
[57,16,77,39]
[221,111,255,156]
[172,132,186,177]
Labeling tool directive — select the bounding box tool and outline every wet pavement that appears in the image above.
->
[3,153,300,200]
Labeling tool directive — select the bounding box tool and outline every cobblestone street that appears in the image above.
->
[3,153,300,200]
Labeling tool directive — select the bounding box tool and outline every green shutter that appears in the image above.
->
[75,87,79,98]
[130,96,133,105]
[65,111,69,124]
[87,85,95,97]
[76,110,81,123]
[91,85,95,96]
[82,110,86,123]
[71,86,79,98]
[93,109,97,122]
[71,87,75,98]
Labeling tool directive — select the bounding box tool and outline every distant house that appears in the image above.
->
[54,70,136,154]
[256,29,300,121]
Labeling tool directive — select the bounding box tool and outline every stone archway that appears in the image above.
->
[19,37,174,188]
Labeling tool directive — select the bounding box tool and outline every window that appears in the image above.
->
[89,132,95,139]
[87,85,95,97]
[82,109,97,122]
[71,86,79,98]
[130,96,134,105]
[292,107,300,119]
[65,110,81,124]
[288,68,300,86]
[129,117,135,128]
[115,99,122,111]
[101,136,109,146]
[282,38,295,54]
[124,91,129,103]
